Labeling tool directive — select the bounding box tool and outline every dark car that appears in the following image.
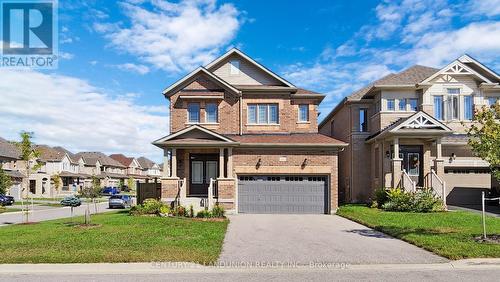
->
[109,195,132,209]
[0,195,15,206]
[101,187,120,195]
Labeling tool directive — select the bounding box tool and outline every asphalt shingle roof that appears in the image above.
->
[0,137,20,160]
[109,154,135,167]
[76,152,126,168]
[137,157,156,169]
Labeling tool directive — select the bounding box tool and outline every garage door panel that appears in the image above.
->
[238,176,327,214]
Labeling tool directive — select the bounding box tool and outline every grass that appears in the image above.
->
[0,207,22,213]
[0,211,228,264]
[337,204,500,259]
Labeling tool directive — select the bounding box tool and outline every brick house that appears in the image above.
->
[153,49,346,214]
[319,55,500,206]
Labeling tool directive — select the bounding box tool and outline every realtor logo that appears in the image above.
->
[0,0,58,68]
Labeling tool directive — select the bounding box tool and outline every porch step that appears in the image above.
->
[180,197,209,213]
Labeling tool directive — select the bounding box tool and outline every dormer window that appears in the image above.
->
[230,60,240,75]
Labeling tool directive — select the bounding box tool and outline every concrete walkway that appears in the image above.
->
[0,202,112,226]
[219,214,447,265]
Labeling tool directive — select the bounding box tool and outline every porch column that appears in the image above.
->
[433,138,444,178]
[392,137,402,188]
[162,149,169,178]
[227,147,233,178]
[219,148,225,178]
[171,148,177,178]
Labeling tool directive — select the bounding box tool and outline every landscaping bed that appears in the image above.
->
[0,211,228,264]
[337,204,500,259]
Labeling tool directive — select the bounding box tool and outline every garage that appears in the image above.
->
[238,175,329,214]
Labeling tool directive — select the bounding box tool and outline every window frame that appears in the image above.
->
[205,103,218,123]
[445,88,460,121]
[187,102,200,123]
[247,103,279,125]
[359,108,368,132]
[398,99,406,111]
[298,104,309,122]
[408,98,418,111]
[386,99,395,111]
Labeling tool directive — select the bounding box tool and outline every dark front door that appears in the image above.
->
[189,154,218,196]
[29,180,36,194]
[400,145,424,186]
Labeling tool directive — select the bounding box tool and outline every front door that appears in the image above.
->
[189,154,218,196]
[400,145,424,186]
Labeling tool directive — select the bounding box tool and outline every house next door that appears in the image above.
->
[400,145,424,186]
[189,154,218,196]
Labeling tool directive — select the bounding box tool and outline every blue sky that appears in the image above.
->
[1,0,499,162]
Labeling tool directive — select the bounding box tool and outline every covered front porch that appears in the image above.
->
[153,125,238,211]
[367,112,452,203]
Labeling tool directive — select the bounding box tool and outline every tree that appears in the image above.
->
[51,173,61,197]
[465,104,500,187]
[16,131,41,223]
[0,166,12,195]
[127,176,135,191]
[80,175,101,225]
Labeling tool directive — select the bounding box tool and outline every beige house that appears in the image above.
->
[109,154,150,184]
[0,137,25,199]
[75,152,127,188]
[319,55,500,206]
[154,48,346,214]
[137,156,162,182]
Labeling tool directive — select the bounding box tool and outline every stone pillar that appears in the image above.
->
[434,138,445,178]
[392,137,402,188]
[162,149,169,178]
[219,148,225,178]
[171,148,177,178]
[227,147,233,178]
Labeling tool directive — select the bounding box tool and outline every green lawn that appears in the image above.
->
[0,208,22,213]
[0,211,228,264]
[337,205,500,259]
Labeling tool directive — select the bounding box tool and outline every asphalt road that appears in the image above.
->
[0,202,112,226]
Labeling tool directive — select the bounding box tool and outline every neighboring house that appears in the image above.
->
[75,152,127,188]
[153,48,346,214]
[0,137,25,199]
[319,54,500,206]
[109,154,149,183]
[137,156,161,181]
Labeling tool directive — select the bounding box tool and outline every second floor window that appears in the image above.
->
[387,99,395,111]
[298,104,309,122]
[188,103,200,123]
[398,99,406,111]
[248,104,279,124]
[409,98,418,111]
[205,103,218,123]
[434,96,443,120]
[446,88,459,120]
[359,108,368,132]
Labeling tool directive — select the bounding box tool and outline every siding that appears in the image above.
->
[211,54,282,86]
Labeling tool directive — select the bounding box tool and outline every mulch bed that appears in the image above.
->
[474,234,500,244]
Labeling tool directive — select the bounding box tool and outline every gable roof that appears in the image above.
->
[35,145,69,162]
[0,137,20,160]
[458,54,500,82]
[153,125,237,148]
[137,157,156,169]
[205,48,296,88]
[162,67,241,97]
[75,152,126,168]
[109,154,135,167]
[421,59,493,84]
[52,146,78,164]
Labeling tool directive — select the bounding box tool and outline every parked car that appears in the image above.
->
[101,187,120,195]
[60,196,82,207]
[108,195,132,209]
[0,195,15,206]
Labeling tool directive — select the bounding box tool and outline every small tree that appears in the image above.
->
[16,131,41,223]
[80,175,101,224]
[465,104,500,190]
[127,177,135,191]
[51,173,61,199]
[0,166,13,195]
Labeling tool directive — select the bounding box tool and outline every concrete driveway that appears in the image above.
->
[219,214,447,265]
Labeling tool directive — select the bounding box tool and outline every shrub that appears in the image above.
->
[171,205,187,217]
[130,199,165,216]
[211,204,225,218]
[196,209,211,218]
[373,187,388,208]
[188,205,194,218]
[159,205,170,215]
[381,188,444,212]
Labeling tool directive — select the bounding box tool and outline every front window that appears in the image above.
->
[298,104,309,122]
[409,98,418,111]
[446,88,459,120]
[248,104,279,124]
[398,99,406,111]
[434,96,443,120]
[387,99,395,111]
[463,96,473,120]
[188,103,200,123]
[359,108,368,132]
[205,103,218,123]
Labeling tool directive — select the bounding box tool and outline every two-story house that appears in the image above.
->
[109,154,149,183]
[75,152,127,188]
[153,49,347,214]
[0,137,25,199]
[137,156,161,181]
[319,55,500,206]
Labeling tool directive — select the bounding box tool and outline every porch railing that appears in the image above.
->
[425,169,447,207]
[400,169,416,192]
[207,178,218,210]
[177,178,187,206]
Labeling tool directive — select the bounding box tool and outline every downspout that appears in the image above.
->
[239,94,243,135]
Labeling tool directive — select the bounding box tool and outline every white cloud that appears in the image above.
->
[468,0,500,17]
[0,69,167,162]
[58,52,75,60]
[94,0,241,72]
[114,63,150,74]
